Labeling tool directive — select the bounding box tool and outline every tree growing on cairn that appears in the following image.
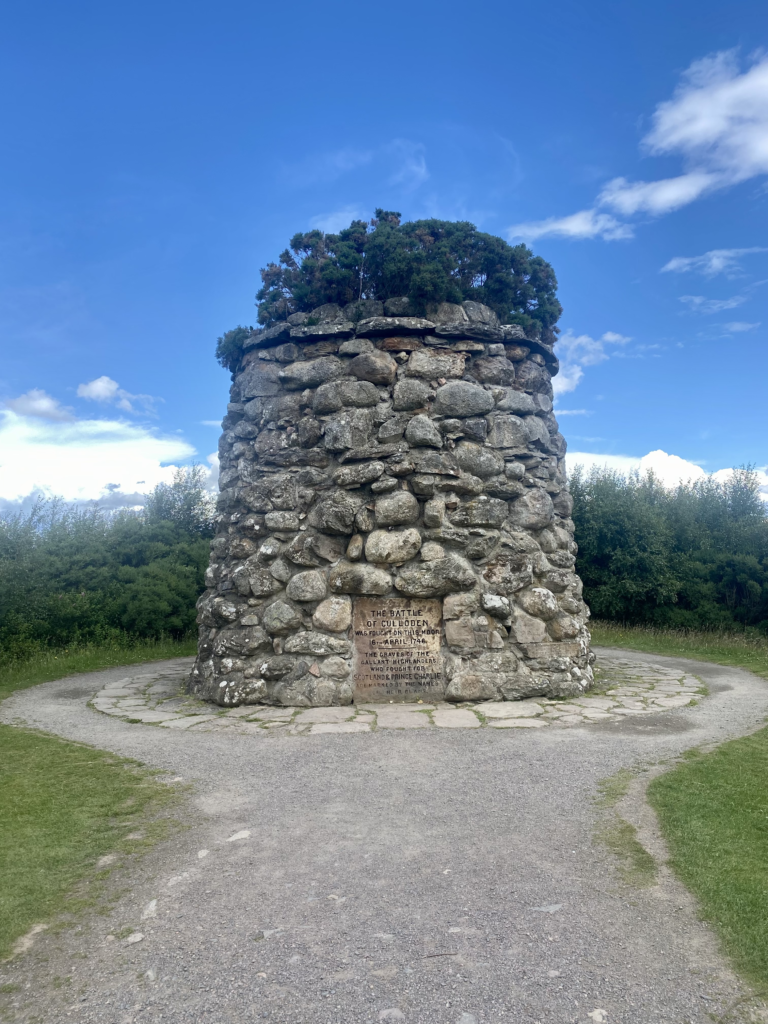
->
[216,210,562,369]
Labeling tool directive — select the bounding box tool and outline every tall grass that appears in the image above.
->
[590,620,768,680]
[0,635,196,703]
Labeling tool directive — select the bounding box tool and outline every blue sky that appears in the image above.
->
[1,0,766,506]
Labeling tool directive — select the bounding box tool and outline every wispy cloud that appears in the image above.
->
[284,147,373,188]
[76,375,157,414]
[661,246,768,276]
[509,209,632,243]
[722,320,760,332]
[284,138,430,195]
[553,330,631,395]
[554,408,592,416]
[679,294,745,314]
[309,205,365,233]
[509,50,768,241]
[386,139,429,191]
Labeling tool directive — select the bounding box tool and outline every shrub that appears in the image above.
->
[254,210,561,340]
[571,467,768,630]
[0,467,215,657]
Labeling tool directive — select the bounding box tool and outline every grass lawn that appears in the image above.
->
[590,620,768,680]
[591,621,768,991]
[0,640,192,959]
[648,730,768,990]
[0,725,174,959]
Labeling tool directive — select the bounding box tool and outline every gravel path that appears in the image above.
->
[2,647,768,1024]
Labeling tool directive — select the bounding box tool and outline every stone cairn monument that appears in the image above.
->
[190,298,593,707]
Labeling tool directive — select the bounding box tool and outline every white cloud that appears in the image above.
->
[76,375,156,414]
[661,246,768,276]
[598,171,718,216]
[509,50,768,242]
[645,50,768,181]
[0,408,196,504]
[3,389,74,421]
[509,209,632,242]
[554,408,591,416]
[309,205,364,234]
[285,138,429,194]
[553,330,631,395]
[202,452,220,491]
[722,320,761,332]
[76,376,120,401]
[567,449,706,486]
[567,449,768,501]
[679,294,745,313]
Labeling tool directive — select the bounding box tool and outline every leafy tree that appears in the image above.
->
[571,467,768,630]
[143,465,216,536]
[0,469,216,658]
[253,209,562,339]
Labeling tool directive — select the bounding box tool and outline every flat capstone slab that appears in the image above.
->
[91,653,705,735]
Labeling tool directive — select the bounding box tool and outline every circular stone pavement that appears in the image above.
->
[90,651,706,734]
[2,647,768,1024]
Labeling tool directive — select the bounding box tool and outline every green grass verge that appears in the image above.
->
[0,725,175,959]
[0,639,193,960]
[648,728,768,990]
[590,621,768,680]
[0,637,196,703]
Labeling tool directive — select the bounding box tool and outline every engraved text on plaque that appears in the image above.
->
[352,598,443,702]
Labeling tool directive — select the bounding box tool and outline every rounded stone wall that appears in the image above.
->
[189,298,594,707]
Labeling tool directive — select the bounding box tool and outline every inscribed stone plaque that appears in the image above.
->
[353,598,443,702]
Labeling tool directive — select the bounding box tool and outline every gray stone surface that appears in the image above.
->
[286,570,327,602]
[2,650,767,1023]
[348,350,398,384]
[432,381,494,417]
[365,528,422,565]
[394,555,476,597]
[392,379,433,410]
[329,561,392,595]
[312,595,352,632]
[404,414,443,448]
[406,348,466,380]
[261,600,302,635]
[195,313,591,708]
[374,491,420,526]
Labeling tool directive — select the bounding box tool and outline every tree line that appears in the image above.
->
[1,464,765,663]
[0,468,214,661]
[571,467,768,631]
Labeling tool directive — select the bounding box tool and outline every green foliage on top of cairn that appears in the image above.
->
[255,209,561,339]
[571,466,768,631]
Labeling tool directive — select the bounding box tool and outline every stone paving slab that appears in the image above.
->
[86,655,707,735]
